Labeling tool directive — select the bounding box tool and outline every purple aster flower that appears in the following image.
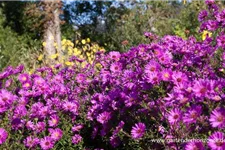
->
[208,132,225,150]
[183,105,202,124]
[18,73,29,83]
[209,108,225,128]
[13,64,24,74]
[4,66,13,76]
[161,69,173,81]
[206,20,219,31]
[53,74,64,83]
[33,77,45,86]
[63,101,79,114]
[48,115,59,127]
[109,51,121,61]
[157,51,173,65]
[11,118,24,130]
[0,89,15,106]
[72,134,82,144]
[0,102,7,114]
[216,10,225,23]
[39,106,50,119]
[40,136,55,150]
[26,121,35,130]
[110,62,122,73]
[167,108,182,124]
[153,49,163,57]
[193,79,210,98]
[97,111,111,124]
[5,79,12,88]
[22,81,32,90]
[144,60,161,74]
[113,121,125,135]
[209,4,219,15]
[172,71,188,85]
[217,34,225,48]
[131,122,146,140]
[23,136,39,148]
[145,72,161,85]
[0,71,9,81]
[30,102,44,118]
[0,128,8,144]
[35,122,46,133]
[185,141,204,150]
[76,73,86,84]
[110,135,121,148]
[200,22,207,32]
[72,124,83,132]
[49,128,63,141]
[198,10,208,22]
[205,0,215,5]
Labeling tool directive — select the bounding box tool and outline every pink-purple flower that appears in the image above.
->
[217,34,225,48]
[23,136,39,148]
[205,0,215,5]
[167,108,182,125]
[72,124,83,132]
[0,128,8,144]
[76,73,86,84]
[198,10,208,22]
[193,79,210,98]
[48,115,60,127]
[72,134,82,144]
[208,132,225,150]
[183,105,202,124]
[209,108,225,128]
[97,111,111,124]
[131,122,146,140]
[18,73,29,83]
[110,135,121,148]
[110,62,122,73]
[49,128,63,141]
[185,141,204,150]
[40,136,55,150]
[109,51,121,61]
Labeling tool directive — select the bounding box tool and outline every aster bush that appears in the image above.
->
[1,0,225,150]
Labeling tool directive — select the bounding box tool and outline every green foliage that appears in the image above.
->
[0,7,41,71]
[103,1,207,51]
[103,1,181,52]
[171,1,206,40]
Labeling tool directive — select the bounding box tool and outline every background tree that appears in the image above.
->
[42,0,63,63]
[0,2,41,70]
[0,0,211,70]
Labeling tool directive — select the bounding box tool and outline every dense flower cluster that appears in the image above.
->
[40,38,105,66]
[0,0,225,149]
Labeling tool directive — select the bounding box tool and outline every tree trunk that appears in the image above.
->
[54,6,62,59]
[44,21,56,64]
[43,0,62,65]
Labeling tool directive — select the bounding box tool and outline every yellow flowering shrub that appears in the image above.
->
[36,38,105,71]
